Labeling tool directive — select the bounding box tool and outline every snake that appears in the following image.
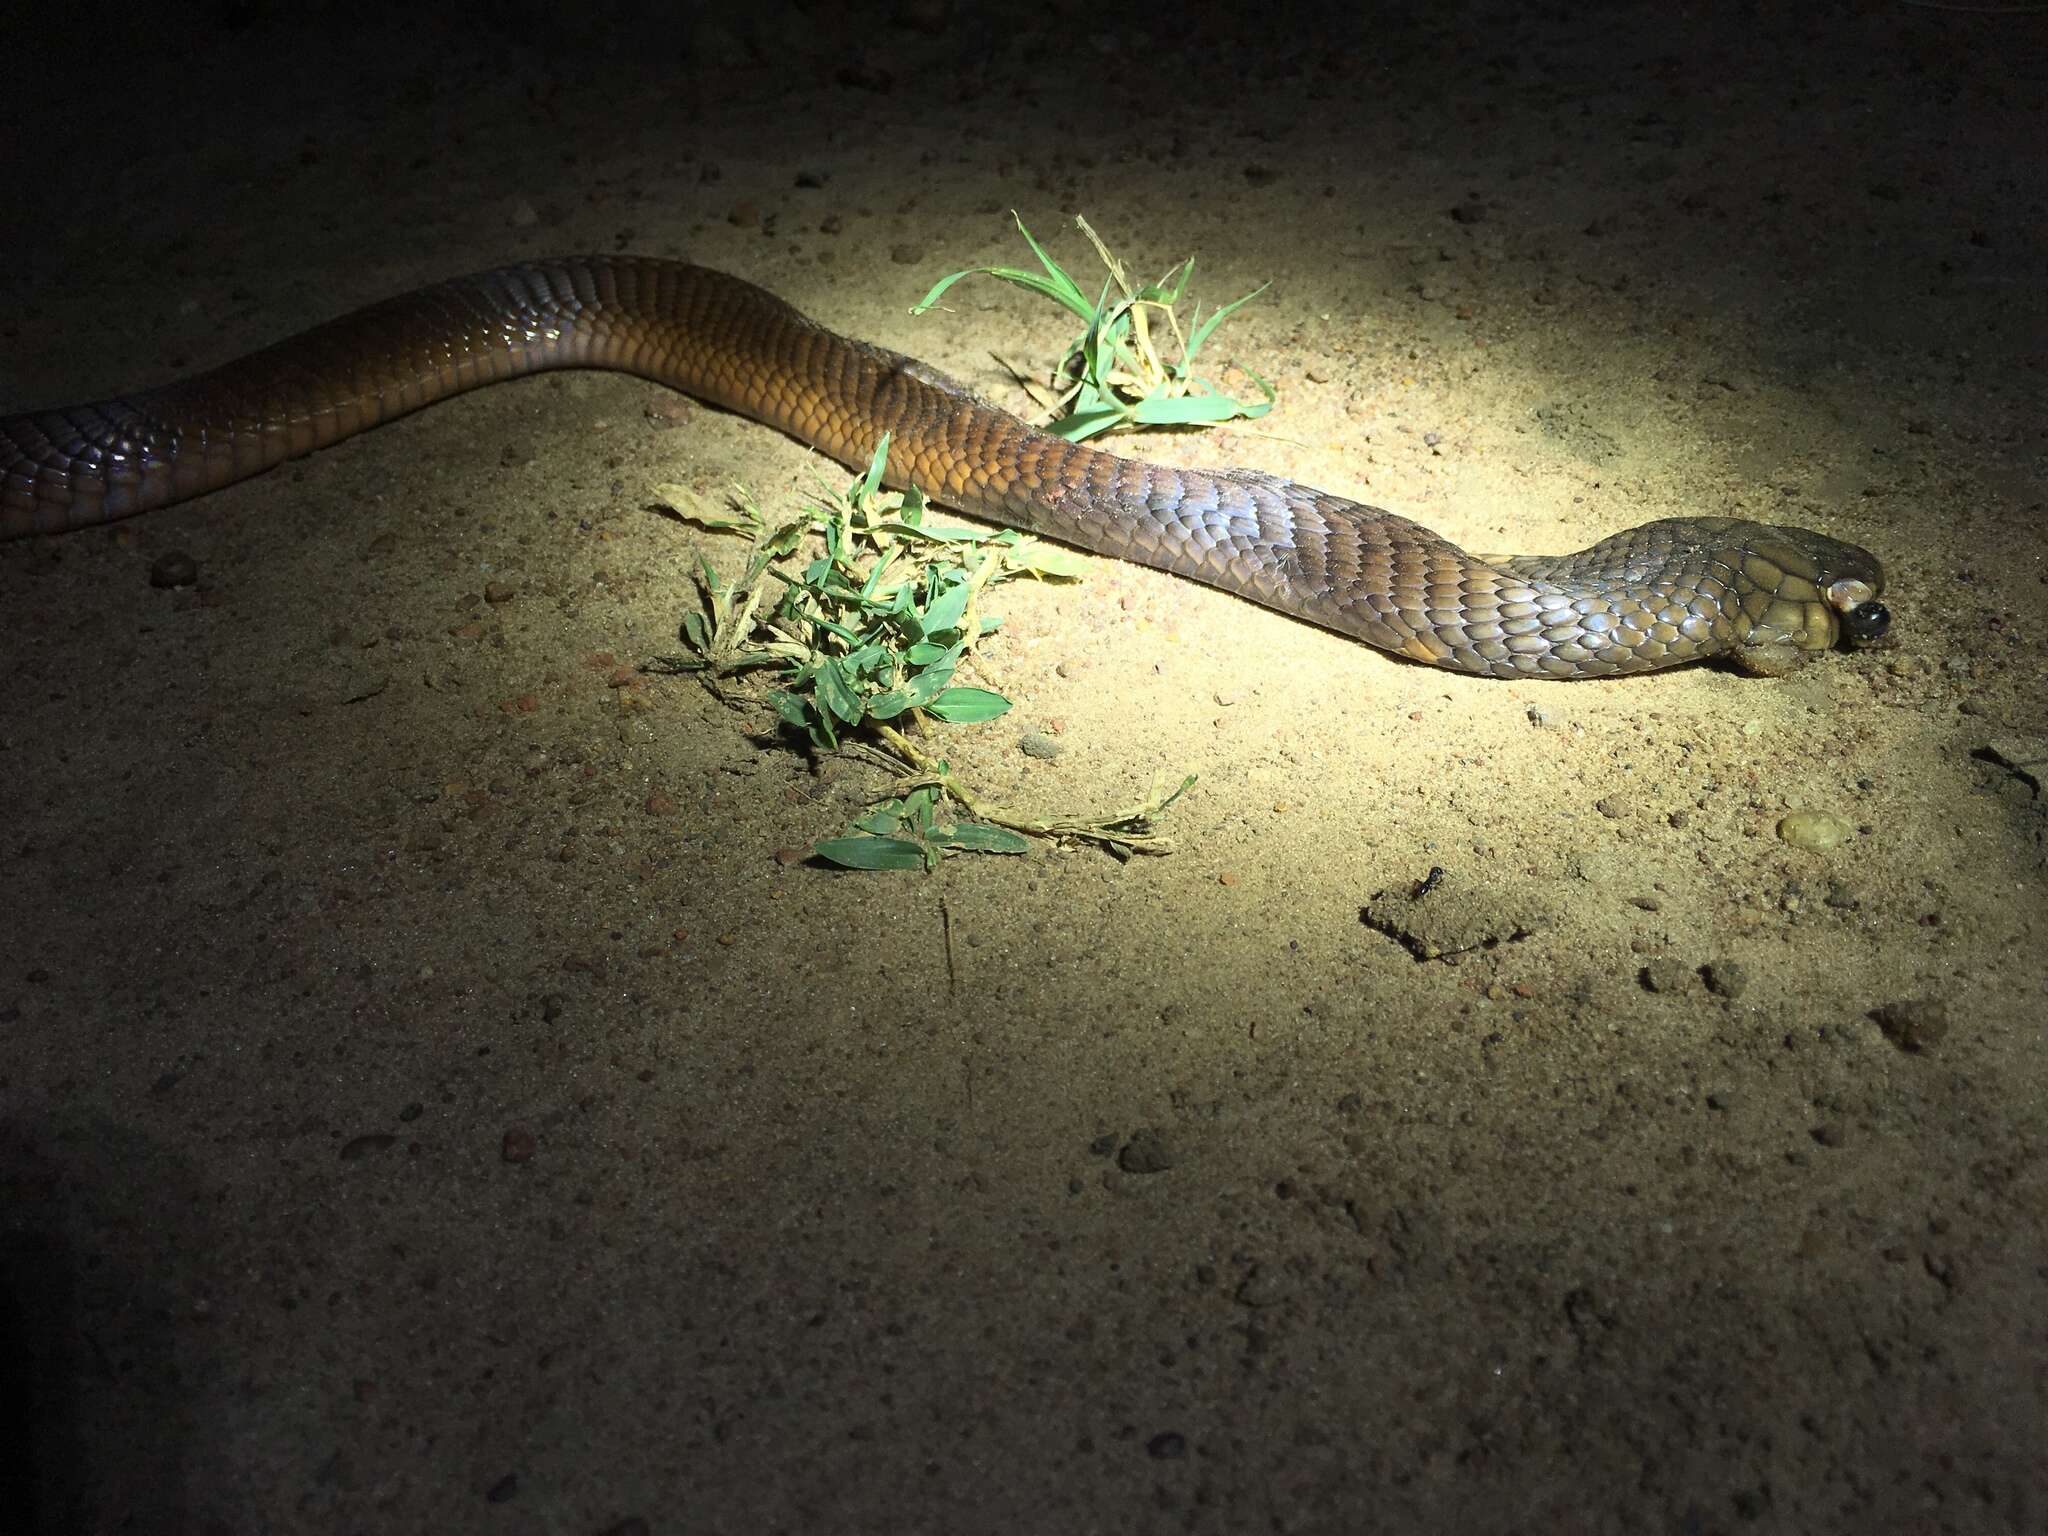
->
[0,255,1889,678]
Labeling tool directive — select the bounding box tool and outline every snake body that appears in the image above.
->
[0,256,1887,677]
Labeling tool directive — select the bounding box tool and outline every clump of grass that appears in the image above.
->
[649,439,1195,869]
[911,212,1275,442]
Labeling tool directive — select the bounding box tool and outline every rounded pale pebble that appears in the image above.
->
[1777,810,1853,850]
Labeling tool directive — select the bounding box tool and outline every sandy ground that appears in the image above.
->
[2,2,2043,1532]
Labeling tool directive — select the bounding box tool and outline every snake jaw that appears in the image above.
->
[1728,613,1827,676]
[1726,558,1890,676]
[1724,526,1891,671]
[1733,599,1888,675]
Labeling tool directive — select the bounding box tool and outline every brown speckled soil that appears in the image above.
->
[2,3,2044,1532]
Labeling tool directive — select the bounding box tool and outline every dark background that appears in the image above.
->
[3,2,2043,1532]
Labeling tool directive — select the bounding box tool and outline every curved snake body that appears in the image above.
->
[0,256,1887,678]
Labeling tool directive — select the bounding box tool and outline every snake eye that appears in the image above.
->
[1843,600,1890,642]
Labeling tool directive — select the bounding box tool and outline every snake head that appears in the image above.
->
[1725,523,1889,676]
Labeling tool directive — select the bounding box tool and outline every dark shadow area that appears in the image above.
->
[0,1119,209,1533]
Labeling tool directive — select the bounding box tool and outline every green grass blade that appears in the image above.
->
[859,435,891,503]
[919,579,973,637]
[1049,404,1132,441]
[1006,214,1093,314]
[911,215,1098,325]
[813,835,930,871]
[1136,257,1194,307]
[866,687,915,720]
[1186,281,1271,359]
[814,659,865,725]
[872,520,987,544]
[926,687,1011,723]
[1005,542,1091,578]
[1126,389,1272,427]
[854,801,906,835]
[935,823,1032,854]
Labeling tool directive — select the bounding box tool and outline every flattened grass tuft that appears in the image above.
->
[913,212,1274,442]
[651,439,1194,869]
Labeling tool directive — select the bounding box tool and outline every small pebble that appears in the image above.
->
[1870,998,1949,1053]
[1702,960,1749,999]
[1777,811,1852,850]
[150,549,199,588]
[1235,1265,1293,1307]
[1639,958,1693,994]
[1118,1127,1181,1174]
[836,60,894,93]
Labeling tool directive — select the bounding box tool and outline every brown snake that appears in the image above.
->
[0,256,1888,678]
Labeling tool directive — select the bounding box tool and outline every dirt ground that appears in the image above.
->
[2,2,2043,1532]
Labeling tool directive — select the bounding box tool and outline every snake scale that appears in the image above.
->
[0,256,1888,678]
